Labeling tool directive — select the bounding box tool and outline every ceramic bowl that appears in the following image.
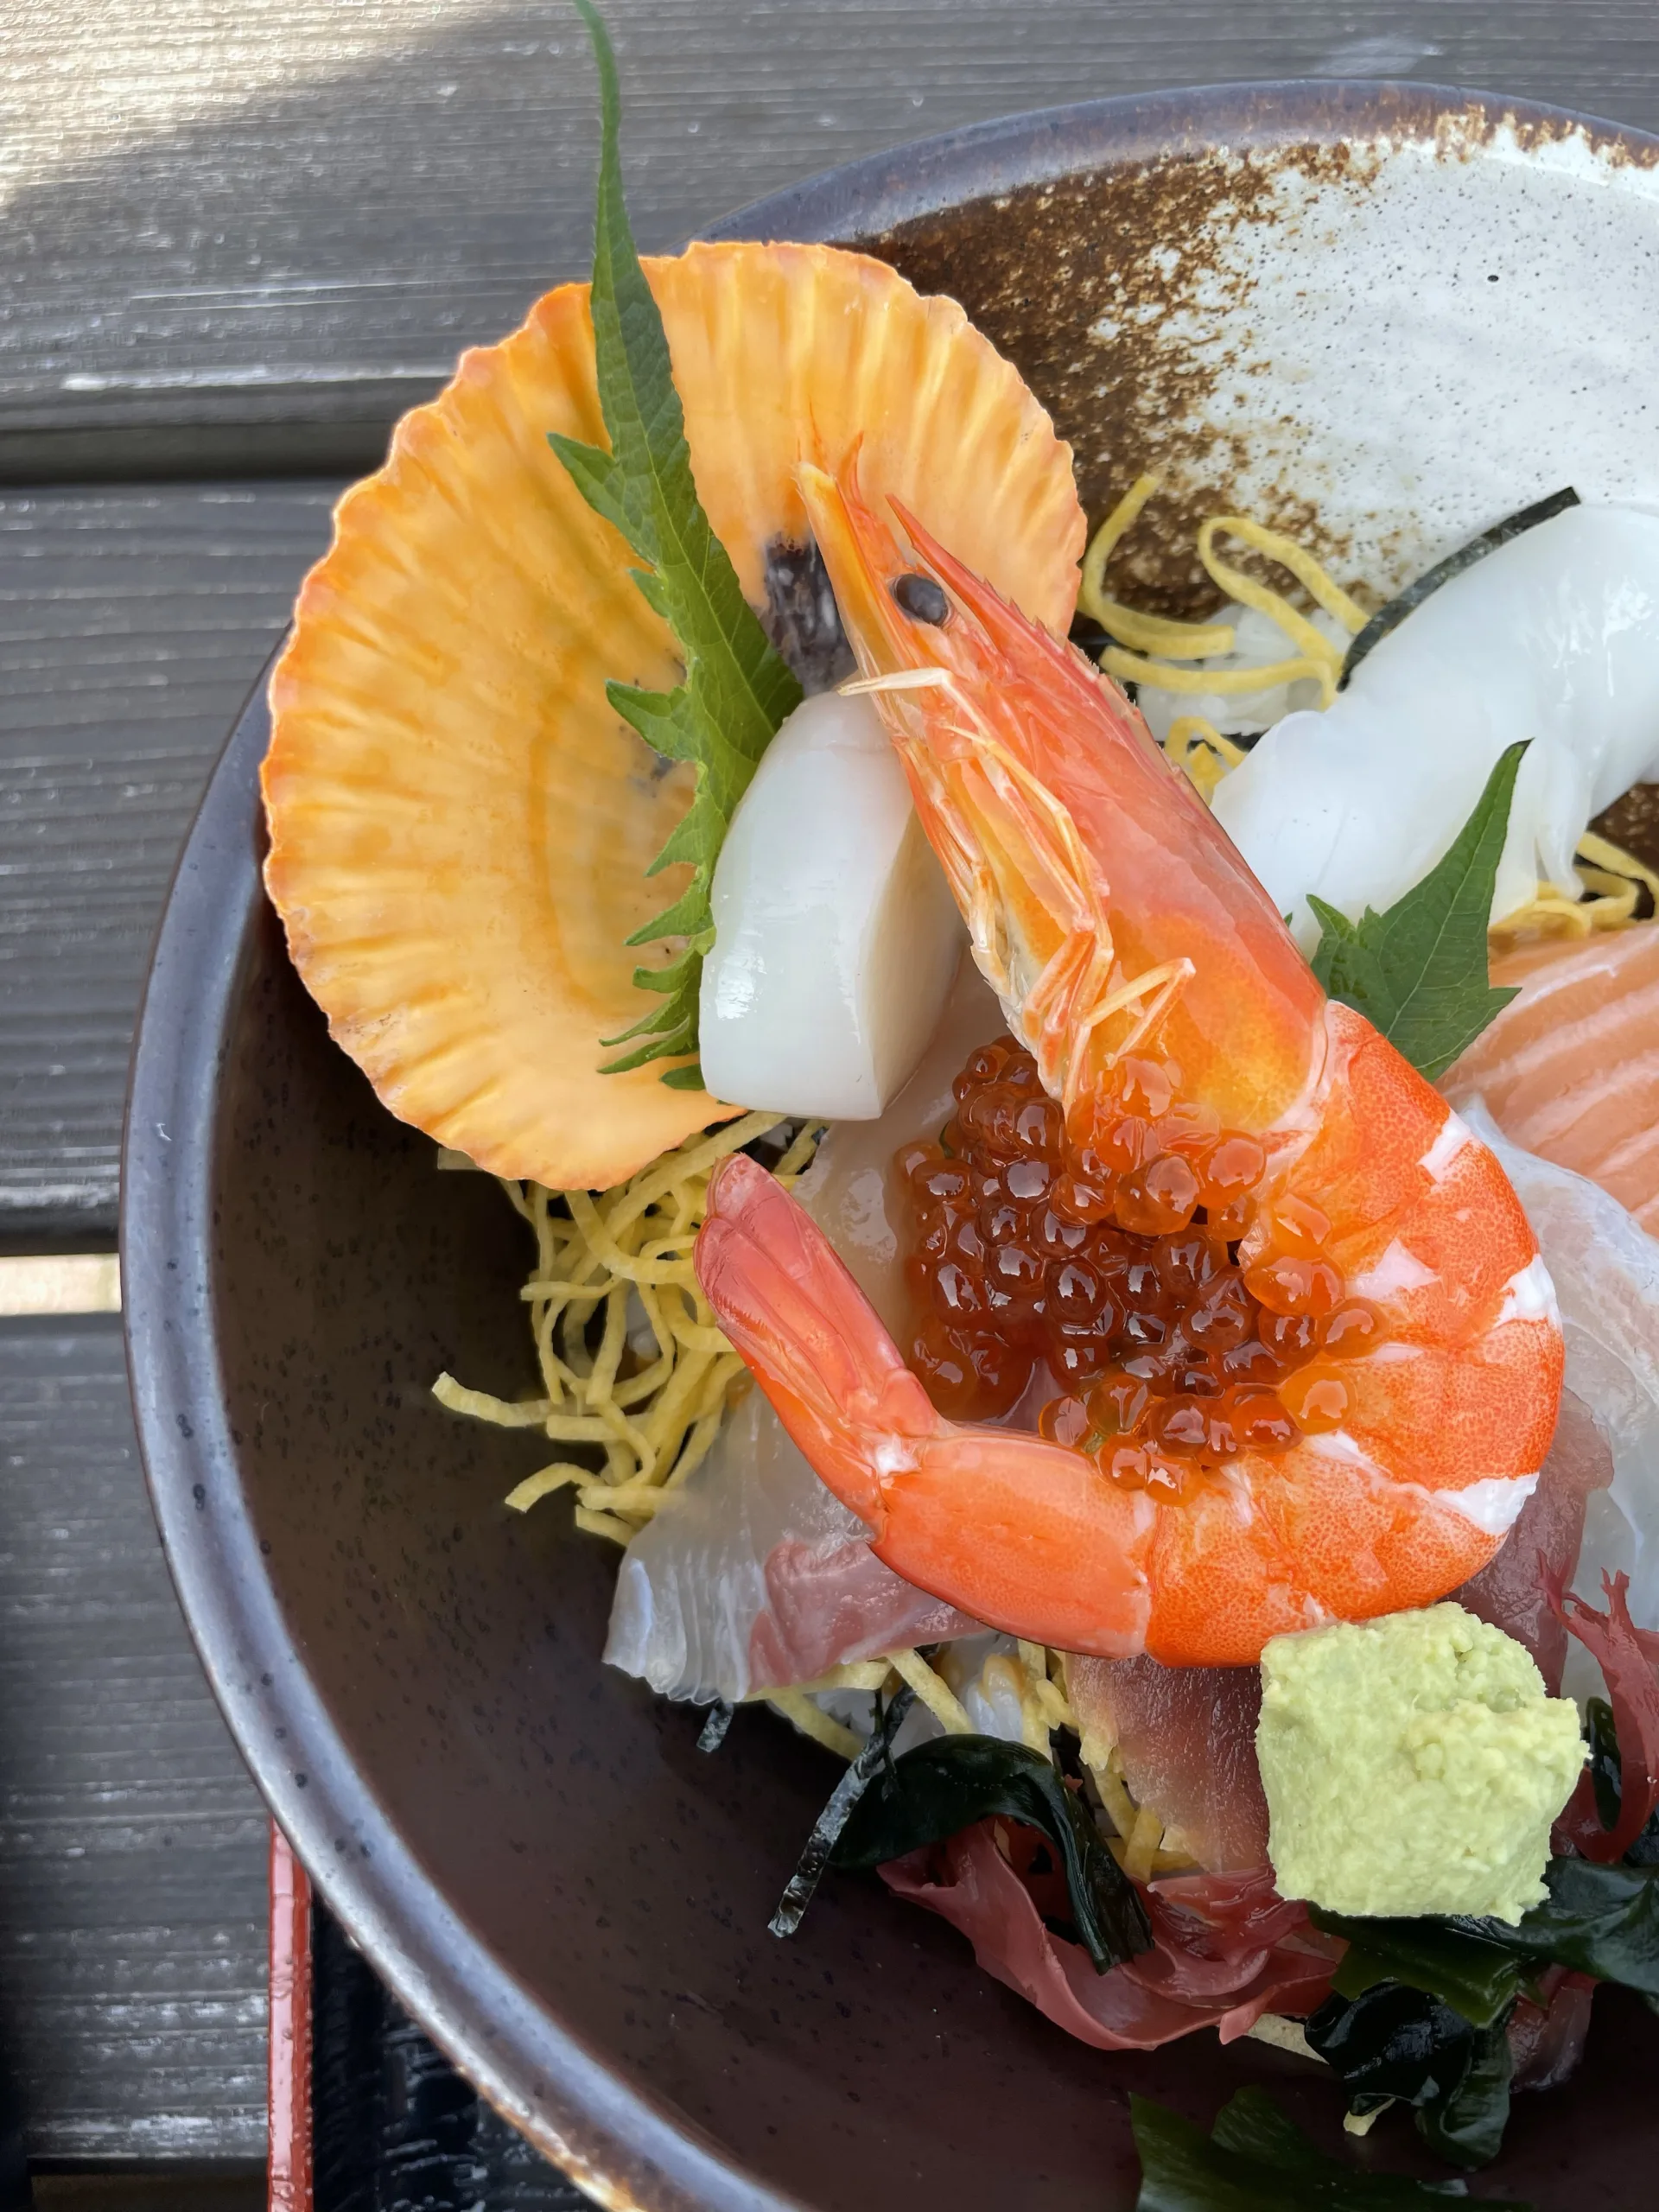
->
[125,79,1659,2211]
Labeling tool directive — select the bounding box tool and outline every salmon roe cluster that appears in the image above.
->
[895,1035,1384,1498]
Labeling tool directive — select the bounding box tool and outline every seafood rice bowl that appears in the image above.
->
[128,22,1659,2211]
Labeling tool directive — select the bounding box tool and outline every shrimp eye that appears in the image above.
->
[892,572,949,625]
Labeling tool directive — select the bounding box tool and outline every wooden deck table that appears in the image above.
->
[3,1,1658,2197]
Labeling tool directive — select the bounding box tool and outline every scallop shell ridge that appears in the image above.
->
[263,240,1084,1191]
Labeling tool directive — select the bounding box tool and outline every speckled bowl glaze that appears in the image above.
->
[125,81,1659,2212]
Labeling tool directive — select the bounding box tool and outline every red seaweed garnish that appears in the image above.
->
[1546,1561,1659,1860]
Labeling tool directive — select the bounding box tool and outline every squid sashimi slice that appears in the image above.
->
[1213,505,1659,946]
[699,690,963,1119]
[1443,921,1659,1235]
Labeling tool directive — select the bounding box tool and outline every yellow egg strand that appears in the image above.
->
[432,1109,819,1527]
[1491,829,1659,945]
[1080,475,1366,709]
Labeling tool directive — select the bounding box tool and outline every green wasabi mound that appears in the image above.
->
[1256,1602,1586,1925]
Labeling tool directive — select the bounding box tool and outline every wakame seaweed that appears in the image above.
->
[1303,1854,1659,2164]
[1128,2084,1534,2210]
[1310,1910,1523,2028]
[1459,1855,1659,1996]
[830,1732,1152,1972]
[1339,486,1580,687]
[1317,1858,1659,2011]
[696,1701,734,1754]
[1305,1983,1516,2169]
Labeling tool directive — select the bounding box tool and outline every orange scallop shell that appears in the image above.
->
[263,240,1084,1191]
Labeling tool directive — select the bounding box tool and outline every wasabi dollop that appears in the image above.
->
[1256,1602,1586,1925]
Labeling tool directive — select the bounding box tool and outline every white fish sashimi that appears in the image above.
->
[699,690,964,1120]
[1210,505,1659,948]
[605,953,1003,1704]
[603,1388,980,1703]
[1460,1102,1659,1694]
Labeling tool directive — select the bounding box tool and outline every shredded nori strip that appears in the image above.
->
[768,1685,916,1939]
[696,1701,734,1754]
[1339,486,1580,688]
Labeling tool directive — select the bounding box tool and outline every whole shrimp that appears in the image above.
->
[694,461,1565,1665]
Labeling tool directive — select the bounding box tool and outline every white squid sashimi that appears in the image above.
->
[1211,505,1659,949]
[1461,1102,1659,1703]
[699,690,964,1119]
[606,954,1003,1703]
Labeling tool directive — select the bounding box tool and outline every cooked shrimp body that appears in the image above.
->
[693,466,1565,1665]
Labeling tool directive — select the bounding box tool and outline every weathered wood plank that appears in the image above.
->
[0,1314,267,2160]
[0,481,340,1243]
[4,2,1659,468]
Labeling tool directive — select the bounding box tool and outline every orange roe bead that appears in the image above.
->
[1198,1132,1267,1208]
[1260,1309,1320,1362]
[1232,1389,1300,1452]
[1116,1153,1201,1236]
[1275,1361,1351,1434]
[1268,1194,1333,1254]
[1321,1299,1382,1356]
[1116,1057,1175,1120]
[1096,1116,1149,1174]
[1154,1099,1223,1156]
[893,1036,1387,1468]
[1039,1393,1092,1448]
[896,1140,940,1183]
[1088,1370,1152,1438]
[1053,1170,1116,1225]
[1104,1442,1153,1489]
[1243,1253,1344,1317]
[1143,1452,1192,1500]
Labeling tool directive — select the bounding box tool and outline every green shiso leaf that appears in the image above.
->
[1307,741,1526,1079]
[1128,2085,1530,2209]
[556,1,802,1080]
[830,1732,1152,1972]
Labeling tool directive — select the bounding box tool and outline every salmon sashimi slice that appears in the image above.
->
[1442,920,1659,1235]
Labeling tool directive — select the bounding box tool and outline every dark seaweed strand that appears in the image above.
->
[696,1701,734,1754]
[1339,486,1580,689]
[768,1685,917,1939]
